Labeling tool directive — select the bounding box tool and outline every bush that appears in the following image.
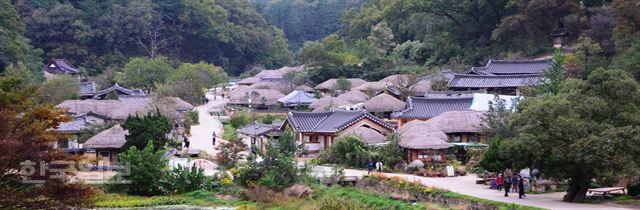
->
[628,182,640,196]
[260,114,277,124]
[319,136,372,168]
[318,197,365,210]
[163,166,210,195]
[230,112,251,128]
[223,123,238,140]
[187,110,199,124]
[215,139,247,169]
[116,140,167,196]
[242,186,281,203]
[373,136,405,170]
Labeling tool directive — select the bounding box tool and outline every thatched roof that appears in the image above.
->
[308,96,351,109]
[314,78,367,91]
[408,80,432,96]
[363,93,405,113]
[339,126,387,145]
[228,88,286,106]
[425,111,485,133]
[337,90,369,104]
[295,85,314,92]
[380,74,409,83]
[56,96,193,120]
[248,81,290,94]
[84,124,127,149]
[237,77,260,85]
[397,120,452,150]
[353,82,387,92]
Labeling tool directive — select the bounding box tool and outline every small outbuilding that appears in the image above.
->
[337,90,370,104]
[83,124,128,166]
[425,111,486,143]
[308,96,351,110]
[278,90,317,107]
[397,120,453,163]
[339,126,387,145]
[363,93,405,115]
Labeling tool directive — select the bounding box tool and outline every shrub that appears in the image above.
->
[373,136,406,170]
[223,123,238,140]
[215,139,247,169]
[116,140,167,196]
[163,166,210,195]
[320,136,372,168]
[242,186,281,203]
[230,112,251,128]
[122,110,173,151]
[283,184,313,198]
[628,181,640,196]
[93,194,188,208]
[318,197,365,210]
[187,110,199,124]
[260,114,276,124]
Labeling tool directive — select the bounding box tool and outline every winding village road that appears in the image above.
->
[188,90,632,210]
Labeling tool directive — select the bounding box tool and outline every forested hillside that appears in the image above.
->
[250,0,367,52]
[3,0,291,76]
[294,0,640,84]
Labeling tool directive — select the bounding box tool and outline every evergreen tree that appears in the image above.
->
[122,110,172,151]
[117,140,167,196]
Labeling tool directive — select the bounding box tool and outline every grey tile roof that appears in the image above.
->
[78,82,96,96]
[93,83,145,99]
[237,122,280,136]
[418,70,455,82]
[448,74,544,88]
[424,90,486,98]
[391,97,473,120]
[470,59,552,75]
[56,118,89,134]
[44,59,79,74]
[286,109,393,133]
[278,90,317,107]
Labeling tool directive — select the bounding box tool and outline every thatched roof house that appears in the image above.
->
[425,111,485,133]
[339,126,387,145]
[380,74,409,83]
[397,120,452,150]
[295,85,314,92]
[228,88,285,106]
[56,96,193,120]
[248,81,290,94]
[337,90,369,104]
[237,77,261,86]
[363,93,405,113]
[315,78,367,92]
[408,80,432,96]
[353,81,387,92]
[84,124,127,149]
[308,96,351,109]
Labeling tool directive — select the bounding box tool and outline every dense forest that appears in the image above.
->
[1,0,640,82]
[250,0,367,52]
[2,0,291,77]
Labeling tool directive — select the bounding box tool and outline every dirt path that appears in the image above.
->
[188,92,227,156]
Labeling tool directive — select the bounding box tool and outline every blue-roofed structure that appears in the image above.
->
[277,90,317,107]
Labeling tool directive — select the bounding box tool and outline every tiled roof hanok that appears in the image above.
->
[43,59,79,74]
[391,96,473,120]
[286,109,393,133]
[78,82,97,96]
[469,59,552,75]
[424,90,486,98]
[237,122,280,136]
[448,74,544,89]
[93,83,145,99]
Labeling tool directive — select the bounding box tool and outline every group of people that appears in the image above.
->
[494,174,527,199]
[367,160,384,175]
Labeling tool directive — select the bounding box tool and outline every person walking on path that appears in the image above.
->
[504,175,512,197]
[511,175,519,192]
[367,160,374,175]
[183,135,190,149]
[212,132,216,146]
[496,174,504,192]
[518,176,526,199]
[376,160,383,173]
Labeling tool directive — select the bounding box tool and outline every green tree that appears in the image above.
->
[511,68,640,202]
[37,75,78,105]
[367,21,395,55]
[539,49,565,95]
[215,139,247,169]
[122,110,173,151]
[480,95,518,140]
[479,139,508,173]
[117,140,167,196]
[335,77,352,93]
[320,136,372,168]
[0,0,42,77]
[260,131,298,191]
[162,166,209,195]
[161,61,228,105]
[121,57,172,93]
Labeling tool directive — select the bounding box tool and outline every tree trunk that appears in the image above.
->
[563,180,589,202]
